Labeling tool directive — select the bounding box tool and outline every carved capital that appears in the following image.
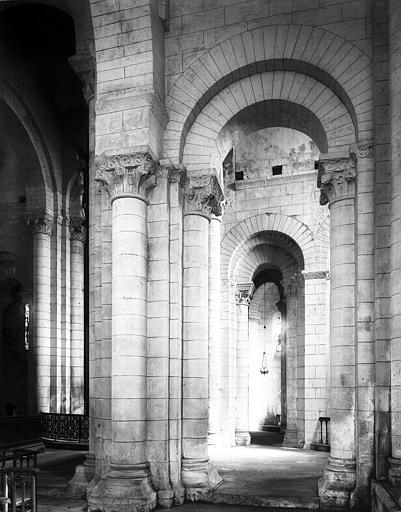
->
[27,213,55,236]
[95,152,158,202]
[167,164,187,186]
[68,54,96,104]
[353,141,374,159]
[317,156,356,206]
[184,173,224,217]
[69,217,87,243]
[235,282,255,305]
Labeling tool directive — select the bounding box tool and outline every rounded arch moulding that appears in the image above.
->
[163,24,372,170]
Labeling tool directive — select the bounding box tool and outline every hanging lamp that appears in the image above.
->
[260,283,269,375]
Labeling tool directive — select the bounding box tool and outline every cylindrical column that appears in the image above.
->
[181,174,222,499]
[88,153,157,512]
[69,217,86,414]
[28,214,54,413]
[389,0,401,486]
[208,214,222,447]
[317,155,357,509]
[234,284,253,446]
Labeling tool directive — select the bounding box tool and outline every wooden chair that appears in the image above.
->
[0,467,38,512]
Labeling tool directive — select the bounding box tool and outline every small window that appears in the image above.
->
[314,161,319,170]
[272,165,283,176]
[235,170,244,181]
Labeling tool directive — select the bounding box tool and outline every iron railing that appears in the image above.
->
[40,413,88,445]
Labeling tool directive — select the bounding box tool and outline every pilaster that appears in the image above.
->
[208,209,224,448]
[165,162,186,506]
[281,274,300,448]
[389,0,401,488]
[67,52,97,498]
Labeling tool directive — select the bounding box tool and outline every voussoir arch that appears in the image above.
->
[221,213,316,281]
[0,77,55,214]
[183,71,354,172]
[163,24,372,164]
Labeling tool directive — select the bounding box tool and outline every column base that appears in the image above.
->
[182,458,222,501]
[87,463,156,512]
[389,457,401,487]
[157,488,174,509]
[282,428,299,448]
[172,481,185,506]
[318,456,356,510]
[235,430,251,446]
[66,452,95,498]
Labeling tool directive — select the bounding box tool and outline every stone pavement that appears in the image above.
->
[36,445,327,511]
[37,499,320,512]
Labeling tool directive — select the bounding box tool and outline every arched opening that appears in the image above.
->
[249,273,283,444]
[0,2,90,432]
[211,123,331,504]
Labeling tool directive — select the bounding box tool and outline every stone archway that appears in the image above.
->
[166,20,375,505]
[221,224,312,449]
[163,24,372,166]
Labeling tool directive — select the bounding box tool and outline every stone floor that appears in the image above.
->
[36,444,328,511]
[207,445,327,509]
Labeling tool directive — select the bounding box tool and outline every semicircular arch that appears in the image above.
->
[222,213,316,281]
[235,242,300,284]
[183,70,354,172]
[212,100,328,171]
[163,25,372,164]
[0,78,55,214]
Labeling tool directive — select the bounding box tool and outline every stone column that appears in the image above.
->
[27,214,54,413]
[146,165,173,508]
[69,217,86,414]
[281,275,299,448]
[167,165,186,505]
[67,53,96,498]
[352,142,376,507]
[234,283,254,446]
[317,155,357,509]
[88,152,157,512]
[181,173,223,500]
[208,212,223,447]
[389,0,401,486]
